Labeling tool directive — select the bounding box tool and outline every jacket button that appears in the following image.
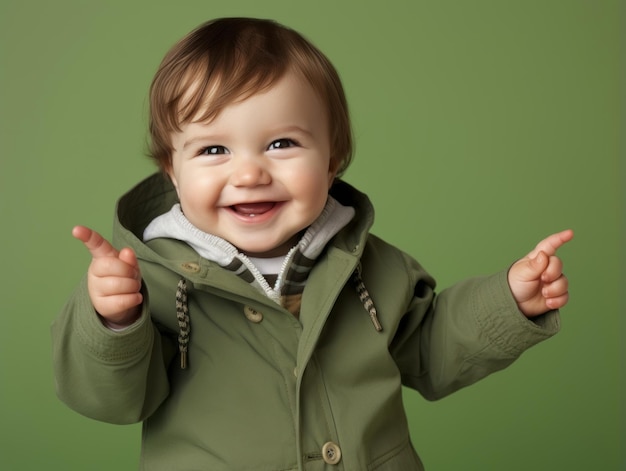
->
[243,306,263,323]
[322,441,341,465]
[180,262,200,273]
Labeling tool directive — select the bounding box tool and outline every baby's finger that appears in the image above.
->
[96,293,144,319]
[545,292,569,310]
[542,275,569,299]
[90,256,140,279]
[73,226,119,259]
[541,256,564,283]
[528,229,574,259]
[91,276,143,298]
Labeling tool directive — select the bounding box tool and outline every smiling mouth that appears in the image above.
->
[230,202,277,218]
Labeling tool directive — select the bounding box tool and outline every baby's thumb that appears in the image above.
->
[516,251,549,282]
[119,247,140,273]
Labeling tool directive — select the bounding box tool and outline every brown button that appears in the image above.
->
[180,262,200,273]
[322,441,341,465]
[243,306,263,323]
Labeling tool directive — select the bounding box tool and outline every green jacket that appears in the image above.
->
[52,173,560,470]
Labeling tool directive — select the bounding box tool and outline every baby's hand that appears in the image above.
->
[508,229,574,318]
[72,226,143,328]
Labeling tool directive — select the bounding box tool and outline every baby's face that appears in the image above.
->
[168,72,335,257]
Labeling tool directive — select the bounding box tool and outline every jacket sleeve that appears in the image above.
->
[390,253,560,401]
[51,276,176,424]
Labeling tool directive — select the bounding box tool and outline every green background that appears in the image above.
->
[1,1,623,469]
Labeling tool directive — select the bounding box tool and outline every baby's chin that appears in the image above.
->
[238,235,302,259]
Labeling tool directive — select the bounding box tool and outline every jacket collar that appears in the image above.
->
[142,197,356,303]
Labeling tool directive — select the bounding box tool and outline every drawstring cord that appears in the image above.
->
[174,265,379,371]
[352,263,383,332]
[176,279,190,369]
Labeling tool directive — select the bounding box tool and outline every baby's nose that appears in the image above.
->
[229,157,271,187]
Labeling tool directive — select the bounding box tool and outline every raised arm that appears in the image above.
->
[52,227,172,424]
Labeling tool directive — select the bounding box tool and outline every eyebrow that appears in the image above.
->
[181,135,228,151]
[274,125,315,139]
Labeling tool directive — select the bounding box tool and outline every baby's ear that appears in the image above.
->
[327,159,339,187]
[327,171,337,188]
[163,165,180,193]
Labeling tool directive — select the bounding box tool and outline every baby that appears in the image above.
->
[53,17,572,470]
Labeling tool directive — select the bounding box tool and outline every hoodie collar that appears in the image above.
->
[143,196,355,303]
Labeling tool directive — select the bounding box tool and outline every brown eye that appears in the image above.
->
[268,138,296,150]
[200,145,229,155]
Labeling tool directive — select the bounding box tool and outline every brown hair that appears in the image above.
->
[149,17,353,176]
